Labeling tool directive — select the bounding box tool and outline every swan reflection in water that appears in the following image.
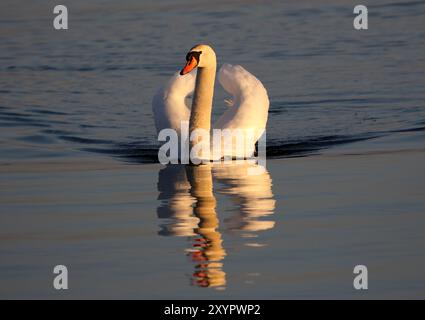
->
[157,161,276,289]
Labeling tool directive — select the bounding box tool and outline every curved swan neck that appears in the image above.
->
[189,63,216,135]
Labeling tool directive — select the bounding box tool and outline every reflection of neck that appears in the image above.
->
[189,64,216,148]
[186,165,226,288]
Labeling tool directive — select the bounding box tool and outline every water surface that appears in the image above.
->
[0,0,424,298]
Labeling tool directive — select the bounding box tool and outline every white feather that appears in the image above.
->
[152,70,195,135]
[215,64,269,157]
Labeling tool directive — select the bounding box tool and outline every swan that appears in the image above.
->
[152,44,269,161]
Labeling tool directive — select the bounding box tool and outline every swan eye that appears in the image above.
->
[186,51,202,63]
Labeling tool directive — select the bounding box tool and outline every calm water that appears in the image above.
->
[1,0,425,298]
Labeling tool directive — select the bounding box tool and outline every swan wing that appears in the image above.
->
[152,71,196,134]
[214,64,269,157]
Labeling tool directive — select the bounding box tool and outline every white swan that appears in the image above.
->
[152,44,269,160]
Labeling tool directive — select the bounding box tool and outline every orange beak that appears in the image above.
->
[180,56,198,75]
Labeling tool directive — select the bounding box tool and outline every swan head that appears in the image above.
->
[180,44,216,75]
